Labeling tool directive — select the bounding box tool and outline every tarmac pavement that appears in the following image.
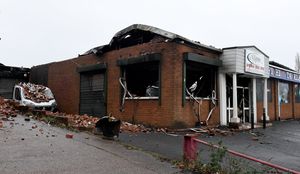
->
[0,115,181,174]
[119,120,300,171]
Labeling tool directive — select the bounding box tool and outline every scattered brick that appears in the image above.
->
[120,122,152,133]
[65,133,73,139]
[18,82,54,103]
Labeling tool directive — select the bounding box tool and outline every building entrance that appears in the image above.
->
[226,75,251,124]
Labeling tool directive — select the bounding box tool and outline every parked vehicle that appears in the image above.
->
[12,83,57,111]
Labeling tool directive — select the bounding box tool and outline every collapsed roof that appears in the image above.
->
[83,24,222,56]
[0,64,30,79]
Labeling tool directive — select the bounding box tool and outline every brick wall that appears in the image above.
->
[262,79,295,121]
[42,41,220,128]
[47,54,101,114]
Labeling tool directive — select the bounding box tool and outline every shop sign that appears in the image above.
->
[245,49,265,75]
[269,66,300,83]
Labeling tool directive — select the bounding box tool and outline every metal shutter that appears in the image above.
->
[79,72,105,116]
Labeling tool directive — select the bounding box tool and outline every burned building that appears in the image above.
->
[30,24,222,128]
[0,63,30,99]
[30,24,300,128]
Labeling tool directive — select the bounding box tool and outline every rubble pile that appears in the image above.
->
[67,114,100,128]
[120,122,152,133]
[0,97,18,117]
[19,82,54,103]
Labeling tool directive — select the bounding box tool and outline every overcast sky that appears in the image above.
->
[0,0,299,69]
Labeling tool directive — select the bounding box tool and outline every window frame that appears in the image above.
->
[182,52,220,107]
[278,81,290,104]
[118,53,161,104]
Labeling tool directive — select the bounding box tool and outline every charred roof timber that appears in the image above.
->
[0,64,30,79]
[83,24,222,56]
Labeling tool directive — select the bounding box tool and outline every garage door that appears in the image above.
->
[79,72,106,116]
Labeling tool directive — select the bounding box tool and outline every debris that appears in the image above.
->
[1,117,8,121]
[0,97,19,117]
[96,116,121,137]
[189,128,208,133]
[260,141,272,145]
[207,128,216,136]
[229,122,239,129]
[250,131,264,137]
[120,121,151,133]
[0,121,3,128]
[65,133,73,139]
[67,114,99,129]
[39,128,44,134]
[160,128,179,137]
[32,125,38,129]
[7,117,14,121]
[18,82,54,103]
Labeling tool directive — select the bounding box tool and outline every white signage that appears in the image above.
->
[245,49,265,75]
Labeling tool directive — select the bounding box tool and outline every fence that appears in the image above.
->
[183,135,300,174]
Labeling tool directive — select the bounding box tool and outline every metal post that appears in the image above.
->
[183,135,198,162]
[263,108,266,129]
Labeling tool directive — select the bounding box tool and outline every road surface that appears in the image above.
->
[0,115,180,174]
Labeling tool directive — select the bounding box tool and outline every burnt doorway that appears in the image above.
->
[226,75,251,123]
[79,71,106,116]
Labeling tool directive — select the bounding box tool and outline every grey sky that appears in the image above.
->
[0,0,299,69]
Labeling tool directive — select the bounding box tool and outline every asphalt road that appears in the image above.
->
[0,115,180,174]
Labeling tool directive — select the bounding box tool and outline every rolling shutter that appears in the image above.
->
[79,72,106,116]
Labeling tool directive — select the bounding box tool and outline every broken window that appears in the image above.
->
[185,61,216,98]
[121,61,160,98]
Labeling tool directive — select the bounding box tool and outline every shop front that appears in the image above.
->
[218,46,269,125]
